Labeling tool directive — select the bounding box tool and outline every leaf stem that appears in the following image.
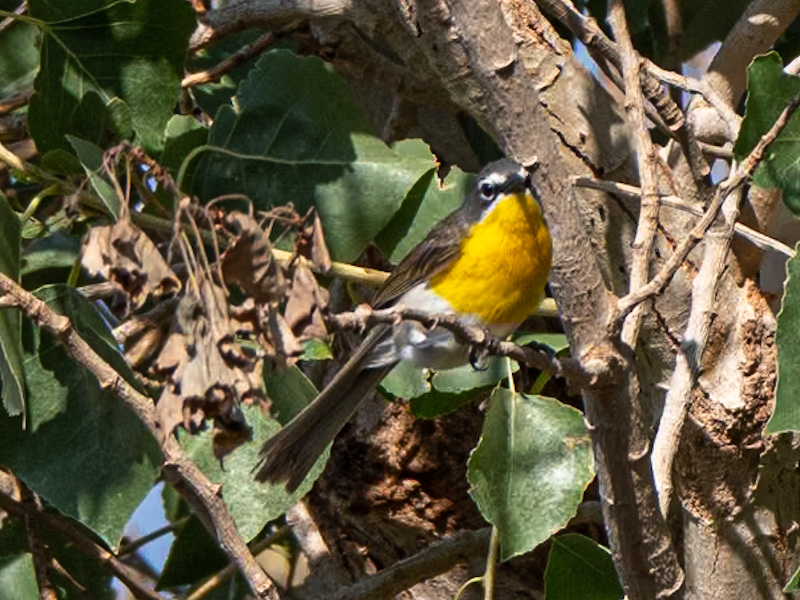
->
[483,526,500,600]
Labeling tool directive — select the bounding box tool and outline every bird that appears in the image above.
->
[254,158,553,492]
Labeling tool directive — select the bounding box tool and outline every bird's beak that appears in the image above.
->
[501,170,528,194]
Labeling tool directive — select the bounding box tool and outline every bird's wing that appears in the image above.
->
[371,208,471,309]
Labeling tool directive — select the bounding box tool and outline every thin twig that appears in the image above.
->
[331,529,491,600]
[0,1,25,34]
[0,472,165,600]
[608,0,660,349]
[182,31,275,88]
[326,305,596,386]
[645,59,741,141]
[575,177,795,257]
[0,138,58,183]
[0,272,278,600]
[617,85,800,318]
[118,518,188,557]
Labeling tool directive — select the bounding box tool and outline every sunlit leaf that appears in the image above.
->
[468,388,594,561]
[180,404,327,541]
[735,52,800,216]
[767,243,800,433]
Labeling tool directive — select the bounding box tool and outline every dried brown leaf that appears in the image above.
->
[150,284,264,438]
[308,212,332,273]
[123,325,169,369]
[82,217,180,308]
[221,213,286,303]
[284,258,329,341]
[156,386,184,442]
[267,305,302,365]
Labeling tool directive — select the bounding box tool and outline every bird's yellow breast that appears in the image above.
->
[429,192,551,327]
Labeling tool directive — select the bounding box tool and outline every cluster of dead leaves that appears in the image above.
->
[81,192,332,453]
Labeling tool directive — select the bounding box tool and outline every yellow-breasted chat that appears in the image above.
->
[254,158,552,492]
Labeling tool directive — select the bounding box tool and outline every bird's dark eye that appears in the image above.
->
[478,180,496,203]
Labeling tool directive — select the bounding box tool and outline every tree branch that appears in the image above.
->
[536,0,708,183]
[326,305,594,385]
[0,272,279,600]
[574,177,795,257]
[704,0,800,109]
[652,184,744,517]
[331,528,491,600]
[608,0,660,349]
[617,85,800,319]
[183,31,275,88]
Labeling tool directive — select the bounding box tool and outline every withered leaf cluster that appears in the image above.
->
[82,187,332,452]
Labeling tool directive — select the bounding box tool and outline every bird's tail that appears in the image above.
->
[253,326,393,493]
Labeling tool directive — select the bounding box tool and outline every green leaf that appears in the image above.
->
[27,0,195,159]
[468,389,594,561]
[264,364,319,425]
[409,388,480,419]
[0,16,38,100]
[432,357,515,394]
[0,285,161,547]
[0,195,25,418]
[158,514,228,590]
[544,533,623,600]
[379,360,431,401]
[67,135,120,219]
[381,358,512,419]
[179,404,327,540]
[375,164,473,263]
[380,356,519,419]
[161,115,209,189]
[511,332,569,353]
[734,52,800,216]
[0,555,38,600]
[299,338,333,362]
[767,243,800,433]
[20,233,81,278]
[194,50,440,262]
